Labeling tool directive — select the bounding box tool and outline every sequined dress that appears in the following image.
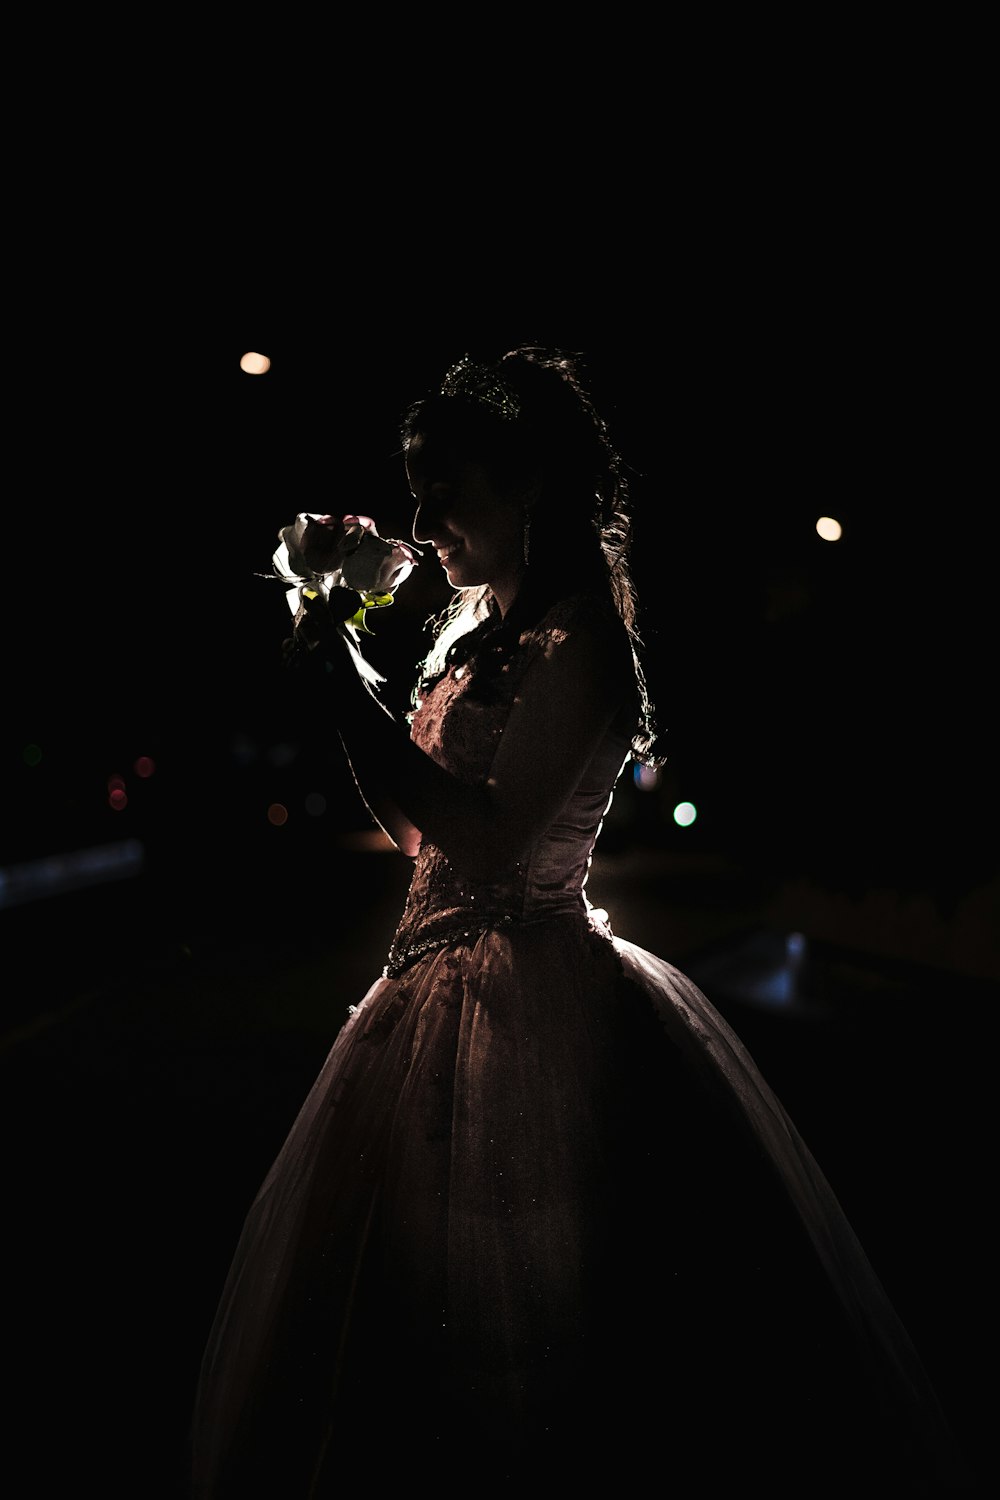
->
[191,595,970,1498]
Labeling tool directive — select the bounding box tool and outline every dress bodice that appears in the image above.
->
[384,596,636,977]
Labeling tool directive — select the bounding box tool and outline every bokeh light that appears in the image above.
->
[22,743,42,767]
[267,803,289,826]
[816,516,843,541]
[633,764,660,791]
[240,351,271,375]
[109,788,128,812]
[673,801,697,827]
[305,792,327,817]
[134,756,156,778]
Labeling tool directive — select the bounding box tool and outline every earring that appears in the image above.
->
[522,509,531,567]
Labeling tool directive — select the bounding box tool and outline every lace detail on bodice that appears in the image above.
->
[384,596,636,977]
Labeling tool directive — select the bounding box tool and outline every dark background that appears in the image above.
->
[2,127,996,1495]
[6,305,995,966]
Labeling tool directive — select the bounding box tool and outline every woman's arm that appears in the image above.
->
[329,672,425,860]
[286,613,424,857]
[297,597,634,877]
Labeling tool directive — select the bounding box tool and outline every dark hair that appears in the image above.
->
[401,346,663,766]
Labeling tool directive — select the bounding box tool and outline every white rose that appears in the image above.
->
[340,523,419,595]
[273,513,418,613]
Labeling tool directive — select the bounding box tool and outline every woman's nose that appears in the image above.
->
[412,492,443,545]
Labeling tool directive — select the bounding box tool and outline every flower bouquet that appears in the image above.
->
[273,513,420,684]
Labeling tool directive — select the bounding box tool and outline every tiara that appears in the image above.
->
[439,356,520,421]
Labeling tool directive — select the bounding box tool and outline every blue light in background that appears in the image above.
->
[0,840,145,909]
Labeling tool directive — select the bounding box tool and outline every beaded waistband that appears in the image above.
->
[382,914,516,979]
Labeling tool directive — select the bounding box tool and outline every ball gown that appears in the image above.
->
[190,595,972,1497]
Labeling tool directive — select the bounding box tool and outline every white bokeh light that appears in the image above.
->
[240,351,271,375]
[816,516,843,542]
[673,802,697,827]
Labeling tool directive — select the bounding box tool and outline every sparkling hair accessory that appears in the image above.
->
[439,356,521,421]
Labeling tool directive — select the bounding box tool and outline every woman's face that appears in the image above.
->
[406,434,528,615]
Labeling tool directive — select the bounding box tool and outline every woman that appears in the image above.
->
[191,348,973,1496]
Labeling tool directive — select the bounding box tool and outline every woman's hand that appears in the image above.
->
[283,588,391,706]
[282,587,361,671]
[294,586,363,653]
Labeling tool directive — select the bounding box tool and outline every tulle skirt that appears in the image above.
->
[190,914,971,1497]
